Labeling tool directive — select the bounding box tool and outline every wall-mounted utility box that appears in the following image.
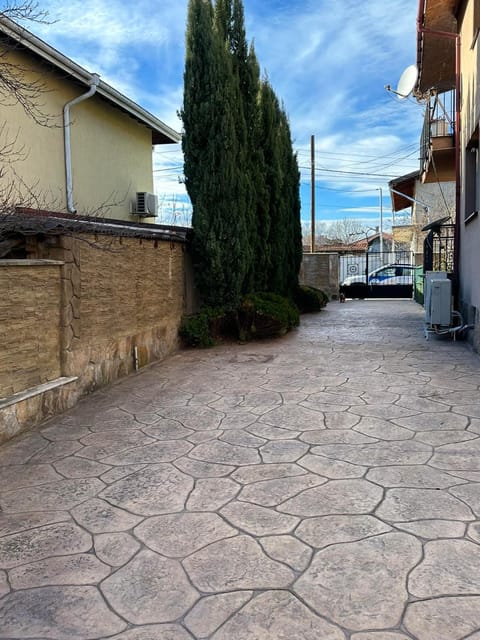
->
[429,278,452,326]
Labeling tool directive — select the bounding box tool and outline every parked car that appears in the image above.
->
[341,264,416,287]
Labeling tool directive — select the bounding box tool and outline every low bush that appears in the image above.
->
[238,292,300,341]
[179,307,227,348]
[294,285,329,313]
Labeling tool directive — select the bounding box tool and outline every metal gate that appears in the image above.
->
[339,250,415,299]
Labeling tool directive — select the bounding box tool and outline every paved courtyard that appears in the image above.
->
[1,299,480,640]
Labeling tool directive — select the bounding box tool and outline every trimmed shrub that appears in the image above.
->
[294,285,329,313]
[238,292,299,341]
[179,307,228,348]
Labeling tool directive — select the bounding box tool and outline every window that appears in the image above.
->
[473,0,480,48]
[465,126,480,221]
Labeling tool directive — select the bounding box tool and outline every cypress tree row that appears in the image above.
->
[182,0,302,307]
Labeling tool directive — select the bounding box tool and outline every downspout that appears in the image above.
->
[63,74,101,213]
[416,0,461,298]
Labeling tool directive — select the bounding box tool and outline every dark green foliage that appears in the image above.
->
[238,292,299,340]
[182,0,302,309]
[179,307,232,348]
[294,286,329,313]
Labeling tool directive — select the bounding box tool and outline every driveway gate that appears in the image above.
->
[339,250,415,299]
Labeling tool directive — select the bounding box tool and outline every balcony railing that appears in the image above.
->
[420,90,455,176]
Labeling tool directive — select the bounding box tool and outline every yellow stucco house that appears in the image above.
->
[0,16,180,220]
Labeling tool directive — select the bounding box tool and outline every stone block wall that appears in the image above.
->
[0,260,63,397]
[300,253,339,300]
[0,232,188,442]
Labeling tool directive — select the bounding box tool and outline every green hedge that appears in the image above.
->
[294,285,329,313]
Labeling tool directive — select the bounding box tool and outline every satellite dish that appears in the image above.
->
[396,64,418,99]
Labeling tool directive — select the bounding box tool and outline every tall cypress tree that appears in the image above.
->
[182,0,248,308]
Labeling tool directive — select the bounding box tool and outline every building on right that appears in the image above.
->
[413,0,480,350]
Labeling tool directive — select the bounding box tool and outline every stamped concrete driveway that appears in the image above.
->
[1,299,480,640]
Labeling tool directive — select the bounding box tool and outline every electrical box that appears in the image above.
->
[424,271,447,324]
[429,278,452,325]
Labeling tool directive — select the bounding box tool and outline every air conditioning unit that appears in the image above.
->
[427,278,452,326]
[134,192,158,216]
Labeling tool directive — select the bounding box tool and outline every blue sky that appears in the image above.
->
[23,0,424,232]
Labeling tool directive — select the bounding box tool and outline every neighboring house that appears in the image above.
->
[414,0,480,350]
[0,16,180,221]
[389,170,455,264]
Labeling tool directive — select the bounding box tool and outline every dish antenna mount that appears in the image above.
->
[385,64,418,99]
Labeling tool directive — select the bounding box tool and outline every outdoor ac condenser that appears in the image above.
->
[429,278,452,326]
[424,271,447,324]
[134,192,158,216]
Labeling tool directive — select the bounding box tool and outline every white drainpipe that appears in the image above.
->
[63,74,101,213]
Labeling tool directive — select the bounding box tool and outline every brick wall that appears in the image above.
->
[0,261,62,397]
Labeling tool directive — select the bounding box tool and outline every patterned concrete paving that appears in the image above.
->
[1,299,480,640]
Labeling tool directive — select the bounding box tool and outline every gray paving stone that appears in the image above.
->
[376,488,475,522]
[190,440,261,465]
[0,511,71,537]
[102,550,199,623]
[353,418,414,441]
[259,535,312,571]
[351,634,413,640]
[231,462,306,484]
[414,430,479,445]
[246,423,301,440]
[99,463,193,516]
[238,473,327,506]
[0,585,126,639]
[349,404,416,420]
[220,429,266,448]
[220,413,259,429]
[450,483,480,516]
[158,406,224,430]
[40,423,92,441]
[259,405,325,432]
[134,512,236,557]
[221,501,299,536]
[278,479,383,517]
[0,571,8,598]
[300,429,377,445]
[430,439,480,470]
[186,430,223,444]
[396,395,452,413]
[186,477,240,510]
[29,440,84,463]
[404,596,480,640]
[394,411,469,431]
[296,514,391,548]
[366,465,465,489]
[298,453,366,478]
[210,590,345,640]
[53,456,111,478]
[94,532,140,566]
[409,539,480,597]
[174,457,235,477]
[8,553,111,589]
[468,521,480,543]
[259,440,309,462]
[108,626,194,640]
[0,433,48,465]
[102,440,193,465]
[0,463,63,489]
[183,535,294,591]
[324,411,362,429]
[0,477,104,513]
[310,441,432,466]
[184,591,253,638]
[77,431,155,460]
[294,532,421,631]
[396,519,466,539]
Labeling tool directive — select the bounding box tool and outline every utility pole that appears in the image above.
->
[310,134,315,253]
[378,187,384,256]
